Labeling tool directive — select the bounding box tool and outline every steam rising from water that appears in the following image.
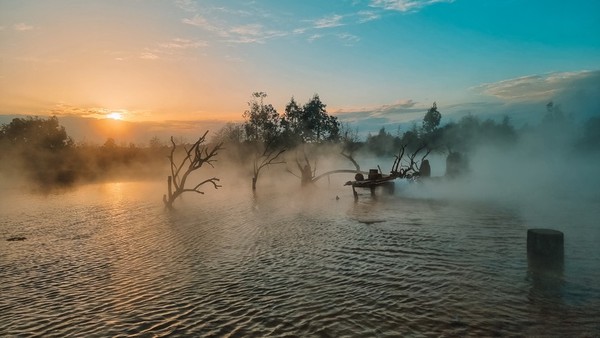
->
[2,180,599,336]
[2,111,600,336]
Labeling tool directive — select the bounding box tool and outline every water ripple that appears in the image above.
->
[1,182,599,336]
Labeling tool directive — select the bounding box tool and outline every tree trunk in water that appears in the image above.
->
[163,175,174,209]
[252,177,257,191]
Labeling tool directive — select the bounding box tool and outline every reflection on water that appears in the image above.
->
[1,181,599,336]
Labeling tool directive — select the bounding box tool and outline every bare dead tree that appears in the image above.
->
[285,147,317,186]
[311,150,367,183]
[287,147,368,185]
[163,131,223,209]
[391,143,432,179]
[252,140,286,191]
[340,151,361,172]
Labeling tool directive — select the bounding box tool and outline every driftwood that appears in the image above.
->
[163,131,223,209]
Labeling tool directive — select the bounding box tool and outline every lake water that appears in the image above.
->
[1,179,599,337]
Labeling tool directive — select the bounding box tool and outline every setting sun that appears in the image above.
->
[107,112,123,120]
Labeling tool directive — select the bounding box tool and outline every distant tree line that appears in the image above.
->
[0,116,169,187]
[2,98,599,189]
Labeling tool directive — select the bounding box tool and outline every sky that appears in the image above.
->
[1,0,599,143]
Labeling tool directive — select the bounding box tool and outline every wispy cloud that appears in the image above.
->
[230,24,263,36]
[158,38,208,49]
[182,13,285,44]
[337,33,361,46]
[314,14,344,29]
[13,23,34,31]
[307,34,323,43]
[140,52,160,60]
[225,55,245,63]
[358,10,381,23]
[174,0,198,13]
[48,103,110,118]
[473,71,597,101]
[182,14,228,36]
[370,0,454,12]
[293,27,307,35]
[228,24,287,44]
[179,3,367,46]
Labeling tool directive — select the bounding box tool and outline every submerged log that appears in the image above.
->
[7,236,27,241]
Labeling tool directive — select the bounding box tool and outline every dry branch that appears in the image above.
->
[163,131,223,209]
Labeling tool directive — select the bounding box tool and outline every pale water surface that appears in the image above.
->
[1,181,599,337]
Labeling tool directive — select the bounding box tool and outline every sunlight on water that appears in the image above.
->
[1,181,599,336]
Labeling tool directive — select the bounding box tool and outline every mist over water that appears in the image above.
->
[2,109,600,336]
[2,170,599,336]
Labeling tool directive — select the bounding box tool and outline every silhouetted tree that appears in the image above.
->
[213,122,245,145]
[0,116,73,150]
[422,102,441,134]
[281,94,340,144]
[243,92,281,144]
[340,123,363,172]
[251,141,286,191]
[390,143,432,179]
[281,97,303,146]
[399,123,421,152]
[0,116,77,185]
[302,94,340,143]
[163,131,223,209]
[439,114,517,154]
[366,127,396,157]
[242,92,286,191]
[577,116,600,151]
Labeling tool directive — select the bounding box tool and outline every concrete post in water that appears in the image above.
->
[526,229,564,301]
[527,228,564,259]
[420,159,431,177]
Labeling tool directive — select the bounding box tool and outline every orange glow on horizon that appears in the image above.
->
[107,112,123,120]
[95,118,130,141]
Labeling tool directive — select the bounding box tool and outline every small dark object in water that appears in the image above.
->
[420,159,431,177]
[7,236,27,242]
[335,195,340,200]
[368,169,382,180]
[358,219,385,225]
[527,228,564,258]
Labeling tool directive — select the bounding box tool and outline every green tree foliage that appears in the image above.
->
[0,116,76,186]
[0,116,171,187]
[422,102,441,134]
[440,114,516,153]
[281,97,303,146]
[0,116,73,150]
[399,123,422,152]
[241,92,286,190]
[281,94,340,145]
[243,92,281,144]
[365,127,396,157]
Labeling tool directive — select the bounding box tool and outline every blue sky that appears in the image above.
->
[1,0,599,141]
